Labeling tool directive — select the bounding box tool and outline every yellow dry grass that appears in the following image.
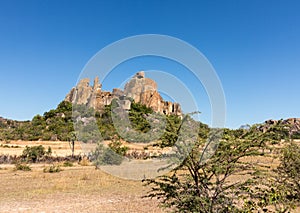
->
[0,140,84,157]
[0,140,165,212]
[1,140,299,212]
[0,164,165,213]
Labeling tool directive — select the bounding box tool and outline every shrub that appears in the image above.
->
[15,163,31,171]
[21,145,52,163]
[92,144,123,166]
[108,138,128,156]
[272,142,300,208]
[63,161,73,167]
[101,148,123,165]
[43,165,61,173]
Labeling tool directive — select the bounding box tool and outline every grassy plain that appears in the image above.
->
[0,140,164,212]
[1,140,299,212]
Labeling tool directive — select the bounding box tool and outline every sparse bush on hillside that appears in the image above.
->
[3,100,286,150]
[0,101,74,141]
[129,102,153,133]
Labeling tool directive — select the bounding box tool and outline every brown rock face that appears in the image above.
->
[65,71,182,116]
[65,78,92,105]
[259,118,300,135]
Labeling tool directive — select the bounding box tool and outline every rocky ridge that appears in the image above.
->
[260,118,300,135]
[65,71,182,116]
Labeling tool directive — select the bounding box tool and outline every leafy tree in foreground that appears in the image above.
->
[279,142,300,202]
[143,122,294,212]
[266,141,300,211]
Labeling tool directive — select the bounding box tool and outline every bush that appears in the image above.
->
[79,158,90,166]
[101,148,123,165]
[21,145,51,163]
[273,142,300,207]
[62,161,73,167]
[92,144,123,166]
[43,165,61,173]
[108,138,128,156]
[15,163,31,171]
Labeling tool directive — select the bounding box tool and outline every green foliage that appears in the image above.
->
[21,145,51,163]
[108,137,128,156]
[43,164,62,173]
[97,105,117,140]
[0,101,74,141]
[129,102,153,133]
[92,143,123,166]
[143,122,293,212]
[292,132,300,139]
[160,115,181,147]
[101,148,123,165]
[97,101,166,143]
[271,142,300,209]
[57,100,73,113]
[15,163,31,171]
[63,161,73,167]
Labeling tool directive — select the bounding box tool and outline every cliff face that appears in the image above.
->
[65,71,182,116]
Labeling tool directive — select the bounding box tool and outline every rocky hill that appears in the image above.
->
[0,117,26,128]
[259,118,300,136]
[65,71,182,116]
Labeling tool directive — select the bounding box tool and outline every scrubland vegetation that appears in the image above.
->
[0,101,299,212]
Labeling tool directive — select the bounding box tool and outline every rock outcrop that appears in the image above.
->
[259,118,300,135]
[65,71,182,116]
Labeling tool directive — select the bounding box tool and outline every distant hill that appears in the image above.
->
[0,101,73,141]
[1,71,299,143]
[257,118,300,139]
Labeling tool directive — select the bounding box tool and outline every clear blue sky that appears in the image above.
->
[0,0,299,129]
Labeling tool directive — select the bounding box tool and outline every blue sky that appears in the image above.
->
[0,0,299,128]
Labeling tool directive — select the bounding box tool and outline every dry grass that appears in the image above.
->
[0,164,165,212]
[1,140,299,212]
[0,140,164,212]
[0,140,84,157]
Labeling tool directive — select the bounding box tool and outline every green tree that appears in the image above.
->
[21,145,51,163]
[143,124,287,212]
[129,102,153,133]
[269,142,300,211]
